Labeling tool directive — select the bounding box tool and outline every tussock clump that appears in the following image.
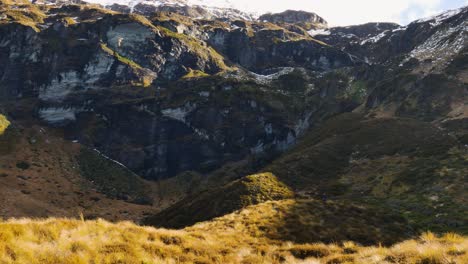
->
[0,114,10,135]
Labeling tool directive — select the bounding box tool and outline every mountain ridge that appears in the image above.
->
[0,1,467,262]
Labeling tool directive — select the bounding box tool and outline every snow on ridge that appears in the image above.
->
[360,30,389,45]
[83,0,256,19]
[249,67,295,85]
[409,23,466,62]
[89,0,187,7]
[414,7,466,26]
[392,26,407,32]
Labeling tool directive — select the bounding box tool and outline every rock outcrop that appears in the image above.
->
[259,10,328,30]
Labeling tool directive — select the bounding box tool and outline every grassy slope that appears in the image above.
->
[0,202,466,264]
[144,173,294,228]
[77,147,153,205]
[0,122,157,221]
[0,0,46,31]
[264,113,468,234]
[147,113,466,236]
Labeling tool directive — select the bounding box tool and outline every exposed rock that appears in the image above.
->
[0,0,466,183]
[259,10,328,30]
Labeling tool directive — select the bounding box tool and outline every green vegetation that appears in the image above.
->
[182,69,210,79]
[62,17,76,26]
[0,2,46,31]
[273,70,308,93]
[77,147,153,205]
[150,11,194,27]
[264,113,467,234]
[100,43,153,87]
[129,13,158,30]
[100,43,142,70]
[344,80,368,102]
[396,74,463,121]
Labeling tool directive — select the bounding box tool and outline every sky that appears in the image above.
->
[192,0,468,26]
[89,0,468,26]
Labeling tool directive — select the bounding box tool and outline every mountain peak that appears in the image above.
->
[92,0,256,20]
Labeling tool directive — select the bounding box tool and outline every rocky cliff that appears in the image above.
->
[0,0,360,180]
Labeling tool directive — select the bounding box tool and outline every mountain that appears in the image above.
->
[0,0,357,181]
[0,0,467,262]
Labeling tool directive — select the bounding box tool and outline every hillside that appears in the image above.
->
[0,204,467,263]
[144,172,294,228]
[145,112,467,235]
[0,118,160,221]
[264,113,468,234]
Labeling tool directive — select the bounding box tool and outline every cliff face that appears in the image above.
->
[0,1,362,180]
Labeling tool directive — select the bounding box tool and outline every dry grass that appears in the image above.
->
[0,206,466,263]
[0,114,9,135]
[0,2,46,32]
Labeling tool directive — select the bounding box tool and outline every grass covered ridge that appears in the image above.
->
[144,173,294,228]
[0,206,466,264]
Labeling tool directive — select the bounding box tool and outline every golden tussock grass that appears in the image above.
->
[0,114,10,136]
[0,206,466,264]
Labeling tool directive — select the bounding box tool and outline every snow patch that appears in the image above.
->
[408,22,466,64]
[249,67,295,84]
[294,112,312,137]
[360,30,389,45]
[92,148,131,170]
[415,7,465,27]
[193,127,210,140]
[199,91,210,97]
[39,107,77,124]
[161,103,196,123]
[39,71,82,102]
[307,28,330,37]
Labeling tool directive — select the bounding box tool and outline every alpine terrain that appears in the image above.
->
[0,0,467,263]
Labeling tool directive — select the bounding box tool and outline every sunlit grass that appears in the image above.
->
[0,212,466,263]
[0,114,10,135]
